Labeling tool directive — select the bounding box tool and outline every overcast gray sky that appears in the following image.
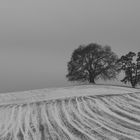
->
[0,0,140,93]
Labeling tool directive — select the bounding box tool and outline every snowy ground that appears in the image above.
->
[0,85,139,106]
[0,85,140,140]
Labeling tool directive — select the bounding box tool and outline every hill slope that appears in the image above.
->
[0,85,140,140]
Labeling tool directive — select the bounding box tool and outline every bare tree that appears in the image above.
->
[118,52,140,88]
[66,43,119,84]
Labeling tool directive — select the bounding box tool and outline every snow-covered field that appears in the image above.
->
[0,85,140,140]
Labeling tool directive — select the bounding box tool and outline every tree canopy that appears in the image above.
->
[66,43,119,84]
[118,51,140,88]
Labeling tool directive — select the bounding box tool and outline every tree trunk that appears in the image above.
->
[131,81,136,88]
[89,76,95,84]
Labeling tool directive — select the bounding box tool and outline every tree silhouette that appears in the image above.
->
[66,43,119,84]
[118,52,140,88]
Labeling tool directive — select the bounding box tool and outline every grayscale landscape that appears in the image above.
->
[0,0,140,140]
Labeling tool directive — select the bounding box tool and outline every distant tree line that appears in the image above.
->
[66,43,140,88]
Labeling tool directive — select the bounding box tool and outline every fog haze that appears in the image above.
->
[0,0,140,92]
